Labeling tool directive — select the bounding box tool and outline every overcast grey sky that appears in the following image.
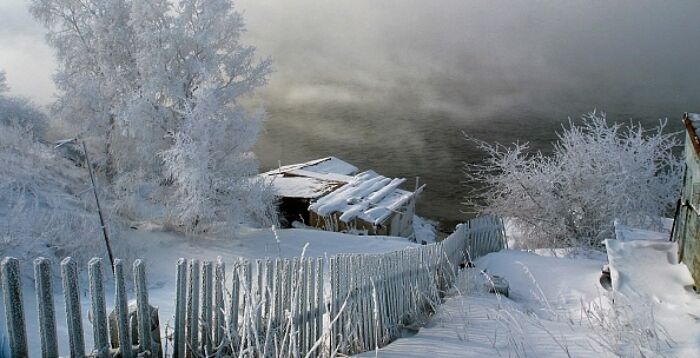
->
[3,0,700,117]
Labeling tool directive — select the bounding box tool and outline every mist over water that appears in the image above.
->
[240,1,700,224]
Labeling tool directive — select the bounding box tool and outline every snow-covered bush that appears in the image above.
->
[30,0,276,233]
[0,70,47,137]
[465,111,682,249]
[0,121,126,263]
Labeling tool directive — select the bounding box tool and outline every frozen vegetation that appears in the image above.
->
[465,111,682,249]
[0,0,698,357]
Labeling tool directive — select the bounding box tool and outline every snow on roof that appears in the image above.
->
[262,157,422,221]
[265,157,358,177]
[308,170,417,225]
[262,157,358,199]
[265,176,343,199]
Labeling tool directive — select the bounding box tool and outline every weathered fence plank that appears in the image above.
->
[174,258,187,358]
[185,259,200,358]
[114,259,133,358]
[61,257,85,358]
[87,258,109,358]
[133,259,153,356]
[200,260,213,355]
[2,257,28,358]
[34,258,58,358]
[214,258,226,348]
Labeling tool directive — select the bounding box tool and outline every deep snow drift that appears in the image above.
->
[362,243,700,357]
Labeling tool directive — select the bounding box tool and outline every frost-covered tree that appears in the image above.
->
[465,111,682,249]
[30,0,275,232]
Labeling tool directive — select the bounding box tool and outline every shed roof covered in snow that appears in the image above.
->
[308,170,423,225]
[262,157,424,226]
[262,157,358,199]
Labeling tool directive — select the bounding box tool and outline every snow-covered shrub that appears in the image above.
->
[0,70,47,137]
[465,111,682,249]
[0,122,129,264]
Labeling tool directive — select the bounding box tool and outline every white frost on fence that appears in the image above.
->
[0,216,506,357]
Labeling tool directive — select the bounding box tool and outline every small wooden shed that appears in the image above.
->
[262,157,425,239]
[672,113,700,289]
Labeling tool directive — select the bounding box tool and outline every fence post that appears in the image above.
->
[214,258,226,348]
[174,259,187,358]
[2,257,28,358]
[314,257,323,357]
[185,259,200,358]
[61,257,85,358]
[328,256,337,355]
[133,259,153,356]
[200,261,213,355]
[228,260,240,347]
[88,258,109,358]
[34,258,58,358]
[114,259,133,358]
[271,259,281,332]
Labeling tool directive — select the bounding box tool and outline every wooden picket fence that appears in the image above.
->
[464,215,507,261]
[324,217,505,355]
[0,216,505,357]
[170,257,325,358]
[1,257,160,358]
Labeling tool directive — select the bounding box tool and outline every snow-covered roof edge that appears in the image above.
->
[308,170,425,225]
[261,156,358,177]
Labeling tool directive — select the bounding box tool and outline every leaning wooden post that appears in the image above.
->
[34,258,58,358]
[114,259,133,358]
[61,257,85,358]
[133,260,153,355]
[88,258,110,358]
[81,141,114,270]
[2,257,28,357]
[173,259,187,358]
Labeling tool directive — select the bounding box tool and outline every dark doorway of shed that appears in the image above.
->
[278,197,312,228]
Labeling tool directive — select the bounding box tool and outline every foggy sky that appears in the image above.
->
[236,0,700,120]
[2,0,700,113]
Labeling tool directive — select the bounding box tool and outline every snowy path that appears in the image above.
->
[358,294,599,357]
[359,250,606,357]
[360,248,700,357]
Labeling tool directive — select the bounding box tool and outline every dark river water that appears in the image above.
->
[246,1,700,226]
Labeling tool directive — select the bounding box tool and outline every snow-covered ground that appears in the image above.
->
[361,239,700,357]
[4,216,700,357]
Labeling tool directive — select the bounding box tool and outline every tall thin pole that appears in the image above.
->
[82,141,115,270]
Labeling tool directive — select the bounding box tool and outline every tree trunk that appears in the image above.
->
[105,114,116,184]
